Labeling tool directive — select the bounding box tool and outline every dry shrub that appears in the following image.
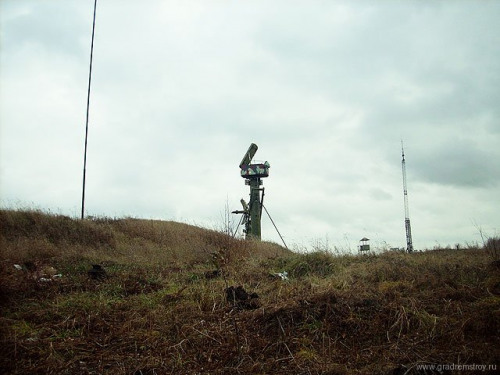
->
[0,236,59,262]
[378,280,414,300]
[485,236,500,261]
[1,208,499,374]
[462,296,500,339]
[268,251,340,279]
[0,209,116,252]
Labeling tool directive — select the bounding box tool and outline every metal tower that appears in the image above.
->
[232,143,270,240]
[401,141,414,253]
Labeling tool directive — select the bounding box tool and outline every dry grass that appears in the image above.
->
[0,208,499,374]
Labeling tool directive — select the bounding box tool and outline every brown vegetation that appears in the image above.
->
[0,209,499,374]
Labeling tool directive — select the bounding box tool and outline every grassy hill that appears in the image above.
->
[0,209,499,374]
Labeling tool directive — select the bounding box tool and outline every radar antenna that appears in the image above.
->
[232,143,270,240]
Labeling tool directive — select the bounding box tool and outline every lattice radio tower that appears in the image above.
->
[401,141,414,253]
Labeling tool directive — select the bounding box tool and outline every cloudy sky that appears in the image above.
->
[1,1,499,252]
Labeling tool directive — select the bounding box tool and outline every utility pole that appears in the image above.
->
[81,0,98,219]
[401,141,414,253]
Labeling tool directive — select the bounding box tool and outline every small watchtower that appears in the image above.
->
[359,237,370,252]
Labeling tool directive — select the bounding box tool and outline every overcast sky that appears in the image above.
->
[1,1,499,252]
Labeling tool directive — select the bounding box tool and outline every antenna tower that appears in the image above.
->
[232,143,270,240]
[401,141,414,253]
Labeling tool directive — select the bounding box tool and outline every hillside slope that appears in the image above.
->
[0,209,499,374]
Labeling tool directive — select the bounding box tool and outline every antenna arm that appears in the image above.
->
[239,143,258,168]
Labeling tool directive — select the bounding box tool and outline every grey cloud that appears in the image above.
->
[412,140,500,188]
[1,1,89,59]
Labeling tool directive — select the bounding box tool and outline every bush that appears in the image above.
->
[485,237,500,261]
[283,251,338,278]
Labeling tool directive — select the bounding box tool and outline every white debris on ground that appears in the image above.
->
[270,271,289,281]
[13,263,62,282]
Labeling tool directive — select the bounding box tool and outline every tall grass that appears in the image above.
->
[0,208,498,374]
